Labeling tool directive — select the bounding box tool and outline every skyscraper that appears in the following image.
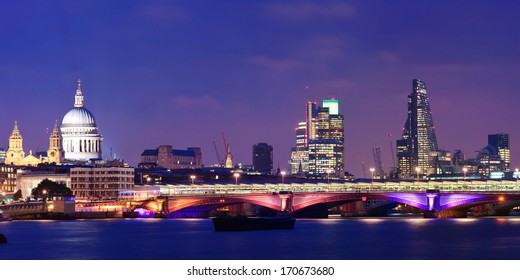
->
[488,133,510,172]
[252,143,273,175]
[397,79,439,178]
[290,99,344,178]
[289,122,308,175]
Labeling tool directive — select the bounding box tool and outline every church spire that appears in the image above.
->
[51,119,61,136]
[11,121,21,138]
[74,79,84,108]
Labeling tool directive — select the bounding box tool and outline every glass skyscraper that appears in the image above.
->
[290,99,344,178]
[397,79,439,178]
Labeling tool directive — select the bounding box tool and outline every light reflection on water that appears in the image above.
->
[2,217,520,260]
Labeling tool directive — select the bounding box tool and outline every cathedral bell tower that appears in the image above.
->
[47,120,64,164]
[6,121,25,165]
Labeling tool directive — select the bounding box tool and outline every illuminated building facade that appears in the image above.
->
[0,165,17,194]
[0,148,6,163]
[477,145,503,177]
[488,133,510,172]
[252,143,273,175]
[70,166,134,200]
[140,145,202,169]
[5,121,25,165]
[16,170,70,198]
[397,79,439,178]
[290,99,344,178]
[61,80,103,161]
[289,122,309,175]
[428,150,452,175]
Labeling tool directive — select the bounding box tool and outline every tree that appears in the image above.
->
[31,179,72,199]
[13,189,22,201]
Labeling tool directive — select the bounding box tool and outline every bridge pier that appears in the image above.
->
[340,201,368,217]
[295,204,329,218]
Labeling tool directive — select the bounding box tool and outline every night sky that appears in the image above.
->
[0,1,519,177]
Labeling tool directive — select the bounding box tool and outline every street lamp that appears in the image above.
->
[280,171,286,185]
[369,168,375,191]
[233,173,240,188]
[42,189,47,212]
[190,175,196,186]
[415,167,420,182]
[146,177,151,199]
[463,167,468,190]
[326,169,332,192]
[515,168,519,187]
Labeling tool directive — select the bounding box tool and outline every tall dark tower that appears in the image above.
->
[397,79,439,177]
[253,143,273,175]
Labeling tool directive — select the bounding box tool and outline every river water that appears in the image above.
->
[1,217,520,260]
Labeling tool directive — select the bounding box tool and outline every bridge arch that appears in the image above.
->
[140,194,284,214]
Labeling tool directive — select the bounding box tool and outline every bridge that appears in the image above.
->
[133,179,520,218]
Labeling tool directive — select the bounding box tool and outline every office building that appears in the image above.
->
[397,79,439,178]
[290,99,344,178]
[252,143,273,175]
[488,133,510,172]
[70,166,134,201]
[289,122,309,175]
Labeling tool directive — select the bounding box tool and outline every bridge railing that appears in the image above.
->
[132,180,520,197]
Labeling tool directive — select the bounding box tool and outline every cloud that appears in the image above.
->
[266,1,356,22]
[171,95,221,108]
[416,63,484,74]
[315,78,356,94]
[378,51,400,63]
[247,55,303,72]
[138,3,190,21]
[297,35,348,61]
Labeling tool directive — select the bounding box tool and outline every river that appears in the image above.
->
[1,217,520,260]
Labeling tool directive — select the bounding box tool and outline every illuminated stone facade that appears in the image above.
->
[70,166,134,201]
[61,80,103,161]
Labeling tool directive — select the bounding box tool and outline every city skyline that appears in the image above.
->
[0,1,519,177]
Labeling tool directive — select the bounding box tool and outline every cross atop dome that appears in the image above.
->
[74,79,84,108]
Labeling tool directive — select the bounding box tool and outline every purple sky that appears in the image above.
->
[0,1,519,177]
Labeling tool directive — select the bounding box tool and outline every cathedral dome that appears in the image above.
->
[60,79,103,161]
[61,107,97,128]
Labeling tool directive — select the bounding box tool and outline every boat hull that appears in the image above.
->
[212,216,295,231]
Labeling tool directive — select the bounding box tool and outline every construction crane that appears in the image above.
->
[212,141,222,166]
[388,134,396,169]
[221,132,233,168]
[35,127,49,153]
[372,146,385,179]
[361,162,366,178]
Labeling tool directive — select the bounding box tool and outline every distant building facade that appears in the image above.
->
[488,133,510,172]
[70,166,134,201]
[289,122,308,175]
[252,143,273,174]
[0,165,17,194]
[140,145,202,169]
[16,170,70,198]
